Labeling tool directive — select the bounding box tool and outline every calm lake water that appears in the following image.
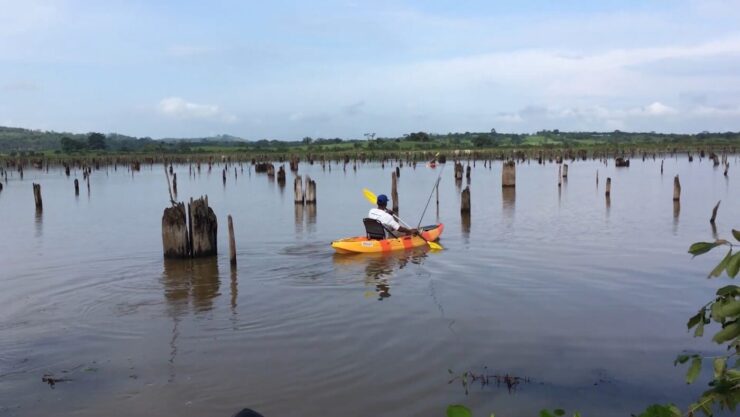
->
[1,157,738,417]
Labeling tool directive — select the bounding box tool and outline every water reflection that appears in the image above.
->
[502,187,515,221]
[461,212,471,242]
[332,248,429,300]
[306,203,316,233]
[162,258,221,316]
[672,201,680,233]
[34,209,43,238]
[294,204,304,233]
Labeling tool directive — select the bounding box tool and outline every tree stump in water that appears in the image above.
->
[395,166,400,179]
[454,162,463,180]
[562,164,568,178]
[162,203,189,258]
[294,175,304,204]
[673,175,681,201]
[605,177,611,197]
[172,173,177,197]
[502,160,516,188]
[305,176,316,204]
[188,197,218,257]
[228,215,236,267]
[277,166,286,185]
[461,186,471,214]
[32,183,42,210]
[391,172,399,213]
[710,201,721,224]
[74,179,79,196]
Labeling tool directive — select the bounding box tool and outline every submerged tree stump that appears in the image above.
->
[502,160,516,188]
[32,183,42,210]
[454,162,463,181]
[305,176,316,204]
[294,175,304,204]
[188,197,218,257]
[461,186,471,214]
[277,166,286,185]
[74,179,79,196]
[162,203,189,258]
[710,200,721,224]
[228,214,236,267]
[562,164,568,178]
[673,175,681,202]
[391,172,399,213]
[605,177,612,197]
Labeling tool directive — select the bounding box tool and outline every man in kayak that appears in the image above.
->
[368,194,418,236]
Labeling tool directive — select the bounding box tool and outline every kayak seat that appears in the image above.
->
[363,218,386,240]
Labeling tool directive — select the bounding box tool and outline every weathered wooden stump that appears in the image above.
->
[172,173,178,197]
[305,176,316,204]
[466,166,471,182]
[605,177,611,197]
[710,200,721,224]
[277,166,286,185]
[502,160,516,188]
[162,203,189,258]
[189,197,218,257]
[32,183,42,210]
[660,160,664,175]
[615,157,630,167]
[74,179,79,195]
[391,172,399,213]
[461,186,471,214]
[294,175,304,204]
[562,164,568,178]
[673,175,680,201]
[454,162,463,180]
[228,215,236,267]
[395,166,400,178]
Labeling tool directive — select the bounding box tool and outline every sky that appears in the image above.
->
[1,0,740,140]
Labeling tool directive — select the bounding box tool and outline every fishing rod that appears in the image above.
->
[416,162,445,230]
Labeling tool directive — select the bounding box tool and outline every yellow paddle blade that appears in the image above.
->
[362,188,377,205]
[427,240,443,250]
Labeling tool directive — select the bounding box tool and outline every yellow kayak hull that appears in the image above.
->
[331,224,444,254]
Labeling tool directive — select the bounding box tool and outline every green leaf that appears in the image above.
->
[687,357,702,384]
[709,249,733,278]
[675,354,691,365]
[689,242,719,256]
[540,411,555,417]
[447,405,473,417]
[554,410,565,416]
[713,357,726,378]
[714,300,740,321]
[695,318,705,337]
[712,321,740,344]
[638,404,682,417]
[687,310,704,330]
[732,229,740,242]
[717,285,740,297]
[727,252,740,278]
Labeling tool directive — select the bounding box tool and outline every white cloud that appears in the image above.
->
[157,97,236,122]
[632,102,678,116]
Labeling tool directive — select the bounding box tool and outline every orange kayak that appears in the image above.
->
[331,224,444,254]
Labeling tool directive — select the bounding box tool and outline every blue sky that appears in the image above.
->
[1,0,740,139]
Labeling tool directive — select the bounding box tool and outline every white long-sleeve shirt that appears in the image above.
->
[368,208,400,231]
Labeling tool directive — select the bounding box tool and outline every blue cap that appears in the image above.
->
[377,194,389,205]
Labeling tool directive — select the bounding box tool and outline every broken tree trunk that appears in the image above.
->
[33,183,42,210]
[673,175,680,202]
[305,176,316,204]
[502,160,516,188]
[294,175,304,204]
[710,200,721,224]
[162,203,189,259]
[391,171,399,213]
[461,186,471,214]
[605,177,611,197]
[188,197,218,257]
[228,214,236,267]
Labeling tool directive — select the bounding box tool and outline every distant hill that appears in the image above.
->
[0,126,247,153]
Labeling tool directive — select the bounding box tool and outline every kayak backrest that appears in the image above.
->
[363,218,386,240]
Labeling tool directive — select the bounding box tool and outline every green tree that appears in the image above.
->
[61,136,86,152]
[87,132,107,150]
